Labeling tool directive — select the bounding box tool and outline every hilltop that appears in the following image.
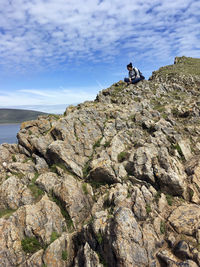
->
[0,56,200,267]
[0,109,48,124]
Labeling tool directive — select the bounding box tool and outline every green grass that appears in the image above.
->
[11,171,24,179]
[166,194,173,206]
[97,232,103,244]
[28,173,44,200]
[50,163,67,173]
[104,140,111,148]
[171,143,184,160]
[146,204,152,215]
[0,208,16,219]
[51,193,74,231]
[93,137,102,149]
[48,114,61,120]
[50,231,60,243]
[154,191,161,203]
[117,151,129,162]
[154,56,200,77]
[82,159,92,178]
[21,237,42,254]
[82,183,89,195]
[12,155,17,162]
[62,250,68,261]
[160,221,166,234]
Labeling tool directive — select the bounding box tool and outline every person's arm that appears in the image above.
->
[129,70,135,80]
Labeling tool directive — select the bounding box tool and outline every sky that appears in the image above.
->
[0,0,199,113]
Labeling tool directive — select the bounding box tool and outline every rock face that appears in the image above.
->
[0,56,200,266]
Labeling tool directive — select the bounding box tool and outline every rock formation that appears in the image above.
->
[0,56,200,266]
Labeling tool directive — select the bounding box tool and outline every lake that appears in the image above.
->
[0,124,21,144]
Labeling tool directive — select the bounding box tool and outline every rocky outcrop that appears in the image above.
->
[0,56,200,266]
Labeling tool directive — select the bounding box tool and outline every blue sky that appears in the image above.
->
[0,0,199,113]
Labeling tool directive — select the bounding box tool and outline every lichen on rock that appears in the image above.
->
[0,56,200,266]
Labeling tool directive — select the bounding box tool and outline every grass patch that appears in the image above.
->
[50,163,67,173]
[48,114,61,120]
[51,193,74,231]
[21,237,42,254]
[62,250,68,261]
[189,188,194,200]
[93,137,102,149]
[50,231,60,243]
[156,56,200,77]
[146,204,152,215]
[166,194,173,206]
[104,140,111,148]
[154,191,161,203]
[160,221,166,234]
[97,232,103,245]
[117,151,129,162]
[82,183,89,195]
[89,180,108,189]
[12,155,17,162]
[0,208,16,219]
[28,172,44,200]
[11,171,24,179]
[171,143,184,160]
[82,159,92,178]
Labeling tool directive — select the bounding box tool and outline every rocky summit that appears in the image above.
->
[0,56,200,267]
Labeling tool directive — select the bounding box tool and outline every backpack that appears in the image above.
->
[133,67,145,80]
[139,70,145,80]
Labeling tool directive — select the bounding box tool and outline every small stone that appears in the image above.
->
[174,240,191,260]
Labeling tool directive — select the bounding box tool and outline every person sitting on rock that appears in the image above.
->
[124,62,145,84]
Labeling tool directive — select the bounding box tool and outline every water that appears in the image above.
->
[0,124,20,144]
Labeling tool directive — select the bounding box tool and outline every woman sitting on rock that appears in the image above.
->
[124,62,145,84]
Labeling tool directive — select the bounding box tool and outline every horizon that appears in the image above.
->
[0,0,199,108]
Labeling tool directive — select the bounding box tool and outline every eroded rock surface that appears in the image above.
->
[0,56,200,266]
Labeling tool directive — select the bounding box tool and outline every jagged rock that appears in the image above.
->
[168,204,200,235]
[52,174,93,228]
[157,250,198,266]
[1,56,200,266]
[0,218,25,266]
[174,240,191,260]
[0,176,34,209]
[158,193,168,213]
[178,139,192,161]
[47,141,84,177]
[43,233,69,267]
[89,158,121,184]
[131,186,147,220]
[32,154,49,173]
[0,144,10,163]
[9,194,66,244]
[129,144,187,196]
[36,172,61,193]
[6,162,35,175]
[143,223,162,267]
[82,242,104,267]
[25,249,44,267]
[111,207,148,267]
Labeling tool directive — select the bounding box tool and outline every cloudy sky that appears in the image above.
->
[0,0,199,113]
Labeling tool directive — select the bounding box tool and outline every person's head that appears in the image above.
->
[127,62,132,70]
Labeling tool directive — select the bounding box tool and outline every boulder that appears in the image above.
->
[168,204,200,235]
[0,176,34,209]
[10,194,66,244]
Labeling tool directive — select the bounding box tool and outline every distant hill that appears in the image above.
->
[0,109,48,124]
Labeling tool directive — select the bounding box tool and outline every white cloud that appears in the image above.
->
[0,86,98,106]
[0,0,199,72]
